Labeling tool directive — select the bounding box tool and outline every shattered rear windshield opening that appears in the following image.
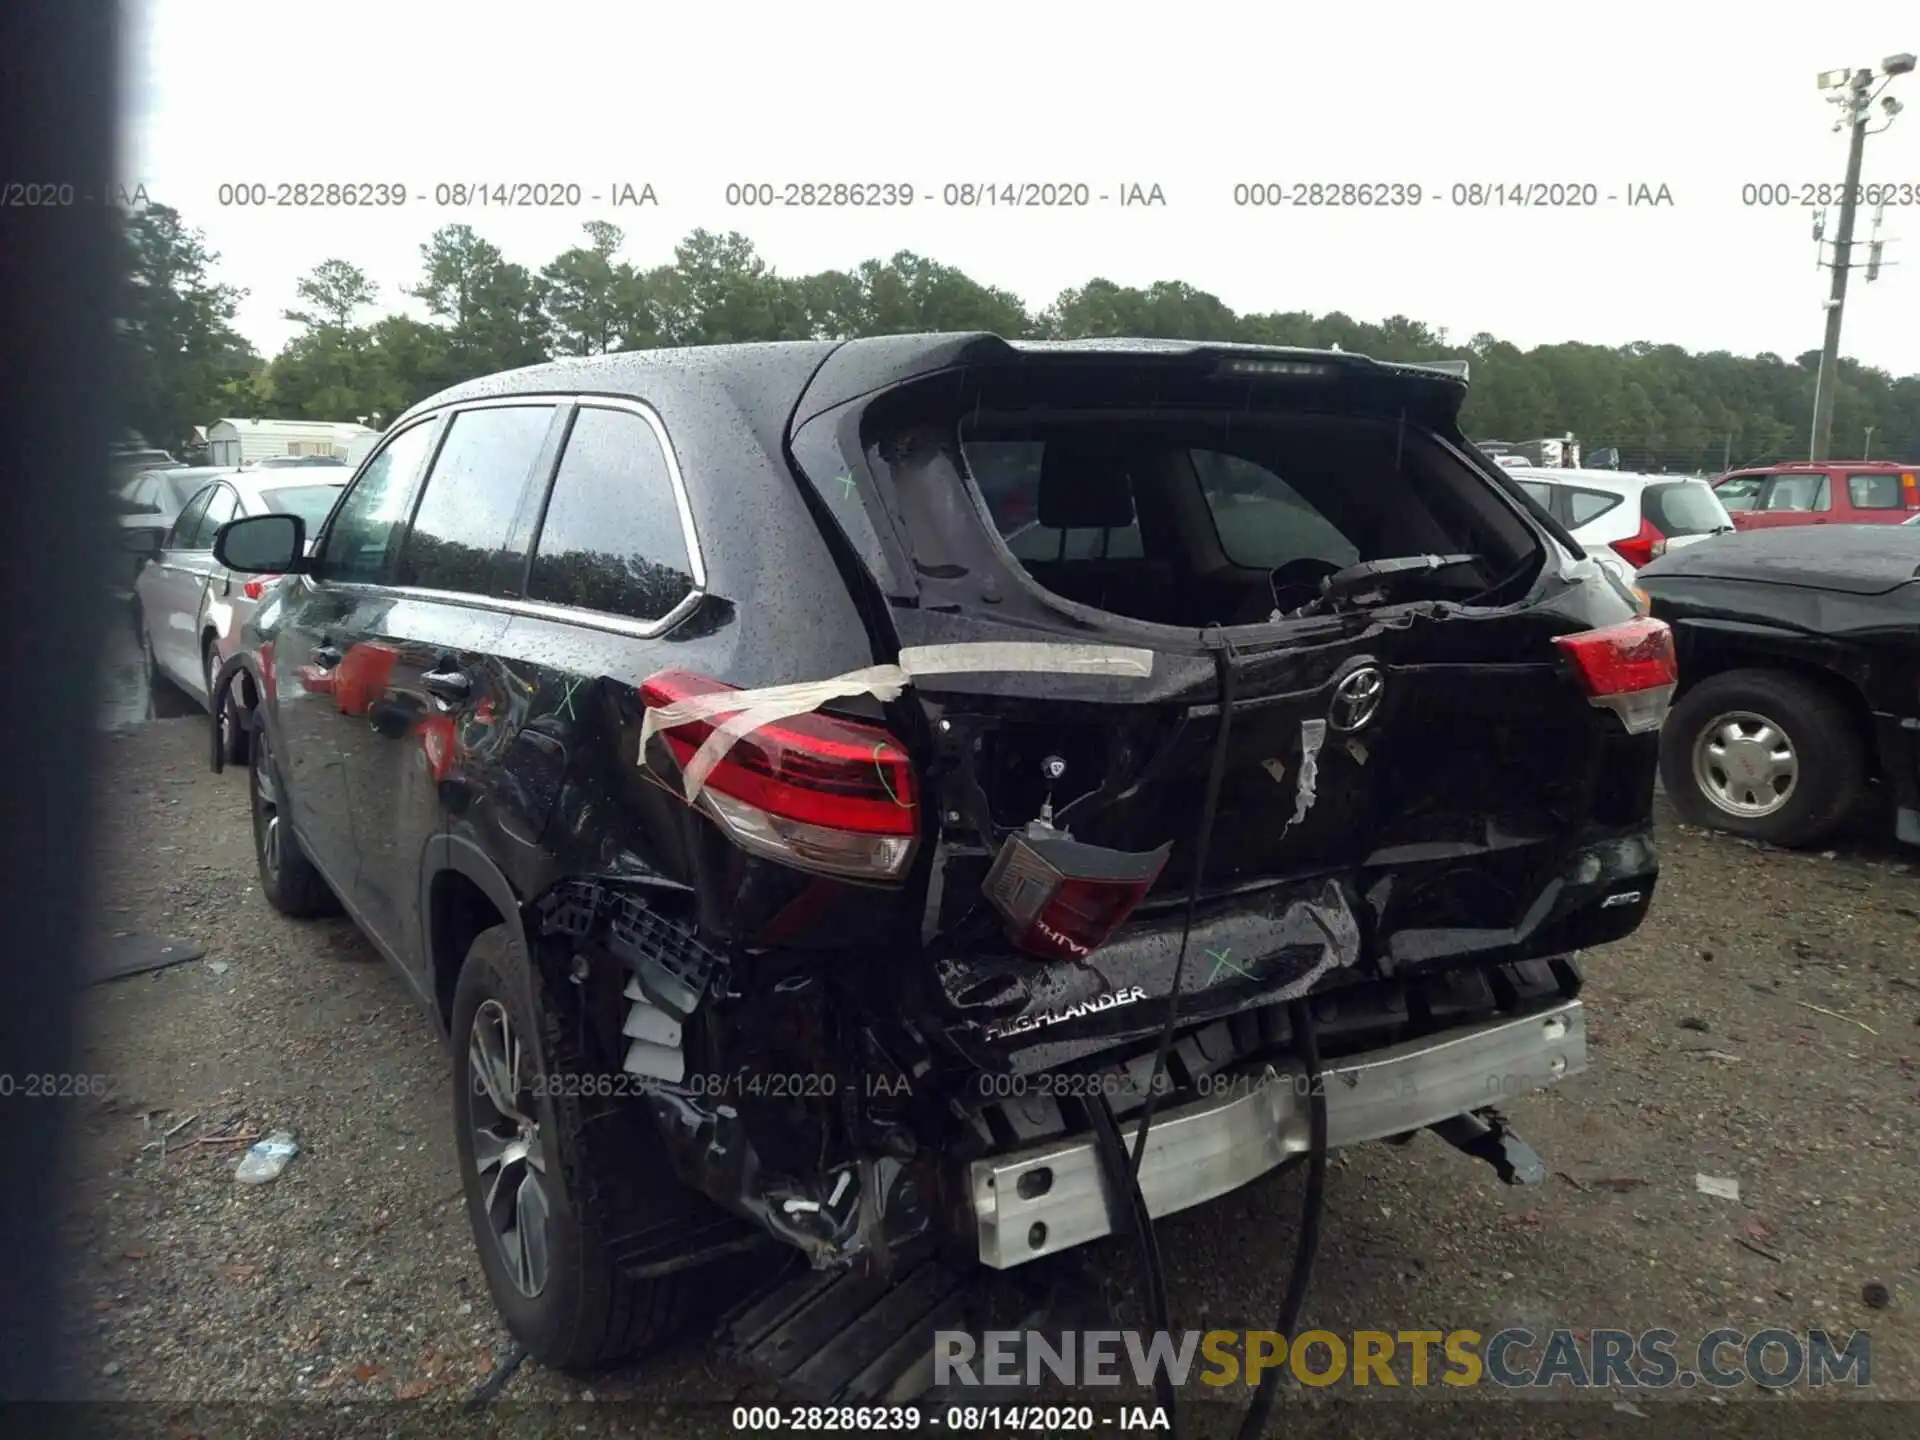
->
[943,404,1537,628]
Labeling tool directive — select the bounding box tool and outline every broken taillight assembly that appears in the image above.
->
[1608,516,1667,569]
[1553,616,1678,734]
[638,669,919,882]
[982,822,1170,962]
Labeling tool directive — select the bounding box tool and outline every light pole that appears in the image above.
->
[1808,54,1913,463]
[1864,425,1876,459]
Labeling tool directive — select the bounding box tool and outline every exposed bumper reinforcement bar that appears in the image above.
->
[967,999,1586,1269]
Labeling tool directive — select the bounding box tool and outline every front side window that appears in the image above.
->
[1192,449,1359,571]
[964,439,1146,560]
[318,421,440,584]
[527,407,697,622]
[165,488,214,549]
[395,406,557,597]
[1714,475,1765,512]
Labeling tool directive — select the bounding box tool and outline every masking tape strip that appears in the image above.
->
[639,642,1156,804]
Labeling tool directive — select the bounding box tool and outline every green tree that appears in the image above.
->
[410,224,549,376]
[115,203,257,449]
[540,221,634,356]
[285,258,378,332]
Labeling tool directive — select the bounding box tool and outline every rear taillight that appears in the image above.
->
[1554,616,1678,734]
[982,822,1170,962]
[1902,472,1918,510]
[639,669,918,881]
[1609,516,1667,569]
[241,574,281,600]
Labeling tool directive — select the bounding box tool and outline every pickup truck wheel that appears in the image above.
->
[1659,669,1865,848]
[451,926,695,1371]
[248,723,339,917]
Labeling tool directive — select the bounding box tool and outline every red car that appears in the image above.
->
[1712,461,1919,530]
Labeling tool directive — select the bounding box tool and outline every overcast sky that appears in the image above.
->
[125,0,1919,374]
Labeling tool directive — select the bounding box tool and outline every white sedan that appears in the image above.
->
[132,469,346,760]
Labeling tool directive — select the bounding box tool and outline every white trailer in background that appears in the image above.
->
[205,418,375,467]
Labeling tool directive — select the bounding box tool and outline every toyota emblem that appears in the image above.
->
[1329,664,1385,732]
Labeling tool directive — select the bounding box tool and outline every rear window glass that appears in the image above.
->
[1516,480,1553,507]
[260,484,344,530]
[1714,475,1765,511]
[1646,482,1731,534]
[1564,487,1623,526]
[1846,473,1902,510]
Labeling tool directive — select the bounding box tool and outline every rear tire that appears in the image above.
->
[1659,668,1865,848]
[207,645,251,768]
[249,721,339,917]
[451,926,696,1371]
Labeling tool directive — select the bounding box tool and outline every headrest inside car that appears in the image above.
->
[1037,436,1138,530]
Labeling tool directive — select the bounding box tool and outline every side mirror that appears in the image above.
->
[121,528,161,556]
[214,513,306,573]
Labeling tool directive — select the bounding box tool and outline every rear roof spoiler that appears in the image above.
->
[1408,359,1470,381]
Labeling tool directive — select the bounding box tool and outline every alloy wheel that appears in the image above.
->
[1692,709,1798,819]
[467,998,551,1298]
[254,733,281,879]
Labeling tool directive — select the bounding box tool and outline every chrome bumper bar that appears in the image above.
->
[967,999,1586,1269]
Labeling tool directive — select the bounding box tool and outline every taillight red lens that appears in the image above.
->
[639,669,918,880]
[1609,517,1666,569]
[241,574,281,600]
[982,824,1170,961]
[1554,617,1678,733]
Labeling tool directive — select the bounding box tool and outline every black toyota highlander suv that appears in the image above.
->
[207,335,1673,1381]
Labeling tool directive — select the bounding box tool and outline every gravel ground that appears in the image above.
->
[57,697,1920,1435]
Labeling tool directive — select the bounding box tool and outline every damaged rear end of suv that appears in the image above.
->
[358,336,1675,1381]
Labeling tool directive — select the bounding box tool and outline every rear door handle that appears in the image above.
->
[422,667,472,701]
[311,644,342,667]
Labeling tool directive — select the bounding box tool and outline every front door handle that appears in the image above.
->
[311,644,342,667]
[422,667,472,701]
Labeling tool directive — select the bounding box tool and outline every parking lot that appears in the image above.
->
[61,621,1920,1431]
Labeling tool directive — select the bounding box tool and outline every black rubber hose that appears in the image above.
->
[1127,631,1238,1178]
[1087,1094,1177,1426]
[1234,999,1329,1440]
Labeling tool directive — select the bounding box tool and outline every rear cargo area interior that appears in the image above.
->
[955,413,1535,627]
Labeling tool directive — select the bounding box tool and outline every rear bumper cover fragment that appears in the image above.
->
[966,998,1586,1268]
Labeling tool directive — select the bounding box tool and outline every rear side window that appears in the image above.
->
[1193,450,1360,570]
[964,440,1146,560]
[166,488,213,548]
[1846,472,1902,510]
[1516,479,1554,508]
[1762,473,1829,512]
[195,485,238,548]
[1563,487,1622,527]
[1644,481,1728,535]
[396,406,557,596]
[527,406,697,622]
